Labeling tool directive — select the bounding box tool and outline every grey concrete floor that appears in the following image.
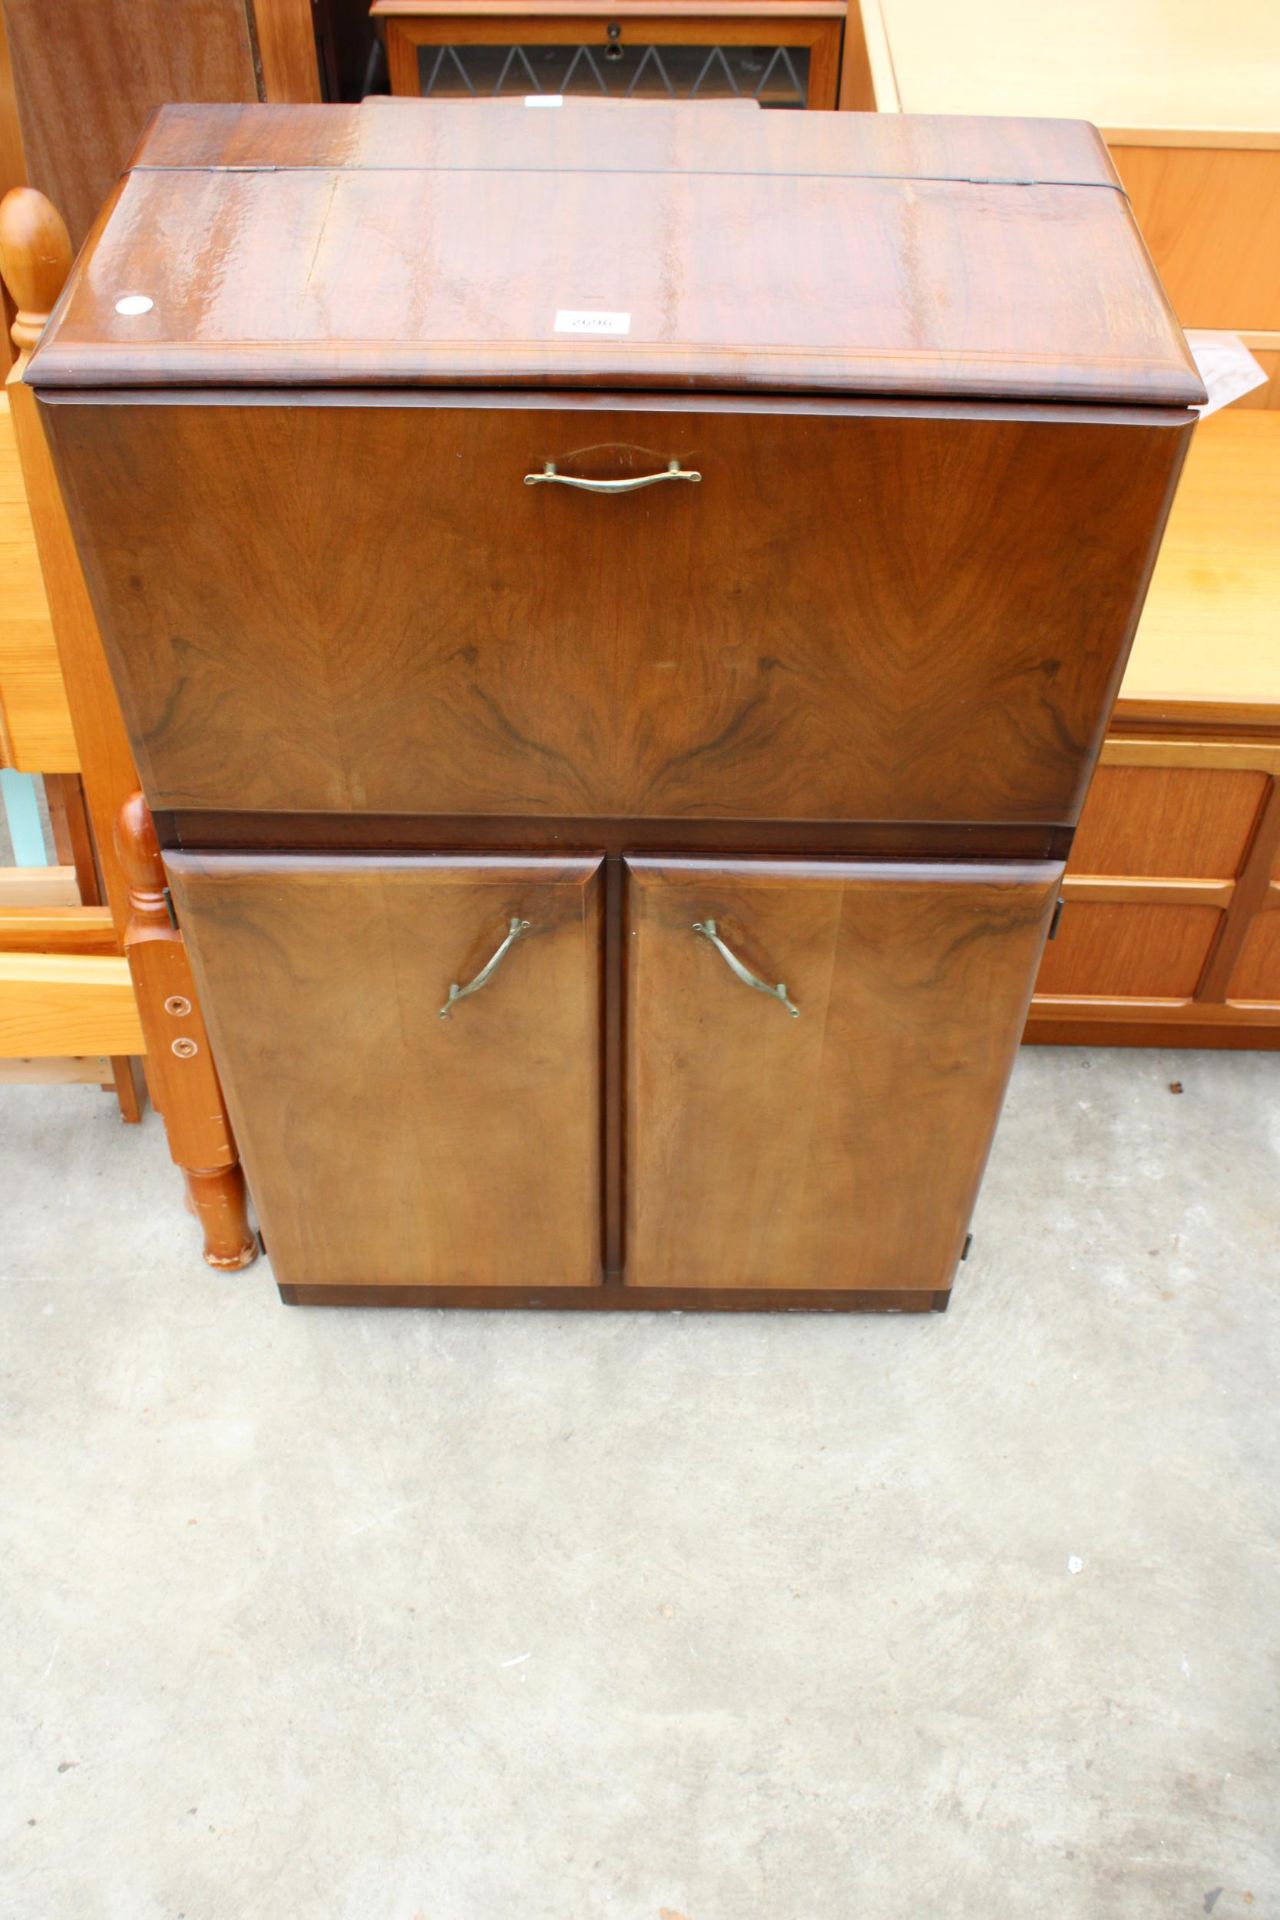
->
[1,1048,1277,1920]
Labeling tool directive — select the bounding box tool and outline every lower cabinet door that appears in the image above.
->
[165,853,604,1293]
[625,856,1063,1294]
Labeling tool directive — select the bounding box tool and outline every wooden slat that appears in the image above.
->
[0,388,75,769]
[0,863,78,904]
[0,1053,111,1083]
[0,902,116,951]
[252,0,323,101]
[0,951,144,1053]
[6,371,137,938]
[1062,876,1235,908]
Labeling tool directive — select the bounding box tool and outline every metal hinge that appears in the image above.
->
[1049,896,1065,941]
[162,885,179,930]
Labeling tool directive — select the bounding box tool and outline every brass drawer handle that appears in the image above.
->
[692,919,799,1019]
[439,916,531,1019]
[524,459,701,494]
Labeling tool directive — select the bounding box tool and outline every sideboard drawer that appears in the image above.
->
[625,855,1062,1293]
[48,397,1188,829]
[164,852,604,1292]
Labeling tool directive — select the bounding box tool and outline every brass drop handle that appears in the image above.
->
[692,920,799,1019]
[524,460,701,494]
[439,917,531,1019]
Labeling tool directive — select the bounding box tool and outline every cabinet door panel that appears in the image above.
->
[165,853,603,1291]
[626,857,1061,1292]
[49,398,1186,827]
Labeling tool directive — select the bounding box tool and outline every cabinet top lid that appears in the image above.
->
[28,101,1203,407]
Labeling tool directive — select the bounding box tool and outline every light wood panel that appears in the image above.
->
[0,904,116,952]
[1069,766,1267,879]
[0,951,142,1053]
[1035,903,1223,1000]
[626,857,1060,1294]
[0,864,77,905]
[0,388,73,769]
[166,852,605,1291]
[1112,146,1280,331]
[1228,892,1280,999]
[0,1053,111,1083]
[1116,411,1280,727]
[861,0,1280,138]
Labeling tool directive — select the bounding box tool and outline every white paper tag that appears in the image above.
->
[525,95,563,107]
[554,309,631,336]
[1186,331,1267,418]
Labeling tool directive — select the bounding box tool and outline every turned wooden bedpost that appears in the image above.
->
[116,792,257,1269]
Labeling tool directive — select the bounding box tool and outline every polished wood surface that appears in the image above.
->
[27,102,1201,405]
[45,396,1191,827]
[116,793,257,1269]
[0,0,320,246]
[626,857,1060,1293]
[37,103,1203,1303]
[166,853,604,1291]
[859,0,1280,333]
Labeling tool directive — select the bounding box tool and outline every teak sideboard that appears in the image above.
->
[30,102,1202,1310]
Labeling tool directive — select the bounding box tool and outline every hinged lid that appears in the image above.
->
[28,100,1203,406]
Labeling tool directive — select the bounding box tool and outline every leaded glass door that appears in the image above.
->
[379,13,844,110]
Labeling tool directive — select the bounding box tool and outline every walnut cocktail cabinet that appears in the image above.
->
[29,101,1202,1310]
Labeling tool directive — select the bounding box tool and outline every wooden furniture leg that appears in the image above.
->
[115,790,256,1269]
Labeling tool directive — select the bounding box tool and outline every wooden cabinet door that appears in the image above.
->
[625,857,1062,1294]
[164,853,604,1294]
[50,398,1187,829]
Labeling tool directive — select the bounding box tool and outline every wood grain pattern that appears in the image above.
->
[0,0,260,246]
[45,396,1191,829]
[0,952,142,1054]
[1068,767,1268,879]
[0,905,116,953]
[1116,411,1280,728]
[0,388,72,769]
[26,101,1202,405]
[165,852,604,1291]
[252,0,323,101]
[1112,146,1280,332]
[626,857,1060,1293]
[1034,902,1223,1000]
